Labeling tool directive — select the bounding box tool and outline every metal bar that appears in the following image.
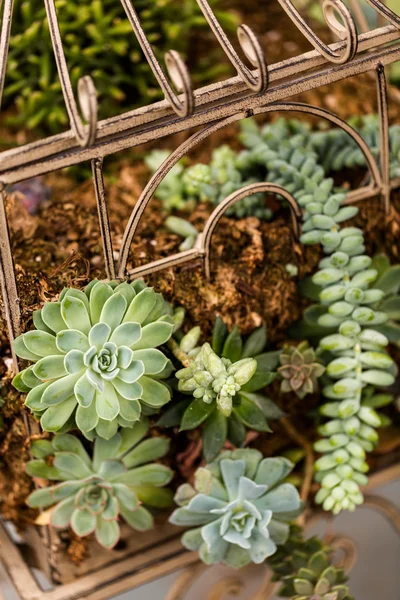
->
[127,248,203,279]
[91,159,116,280]
[0,185,20,362]
[117,100,383,277]
[376,62,391,214]
[0,25,398,179]
[0,0,14,107]
[201,182,302,280]
[119,0,193,117]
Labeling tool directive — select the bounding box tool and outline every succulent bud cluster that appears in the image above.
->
[160,318,282,462]
[176,342,257,416]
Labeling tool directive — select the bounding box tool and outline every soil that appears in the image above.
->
[0,0,399,564]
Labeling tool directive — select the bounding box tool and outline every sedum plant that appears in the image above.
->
[12,279,174,439]
[270,526,352,600]
[237,118,398,513]
[169,449,303,568]
[159,318,283,461]
[278,342,325,399]
[146,144,273,218]
[26,420,173,548]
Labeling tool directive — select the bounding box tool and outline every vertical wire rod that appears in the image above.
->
[0,0,14,108]
[91,158,116,280]
[376,63,391,215]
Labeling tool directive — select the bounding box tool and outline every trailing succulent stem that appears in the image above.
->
[169,449,303,568]
[26,421,173,548]
[237,118,398,514]
[158,318,282,462]
[13,280,175,439]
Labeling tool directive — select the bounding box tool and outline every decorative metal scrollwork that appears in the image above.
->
[44,0,98,147]
[120,0,194,117]
[196,0,268,92]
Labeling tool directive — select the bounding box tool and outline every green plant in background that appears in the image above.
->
[12,279,174,439]
[146,114,400,221]
[309,115,400,177]
[6,0,237,132]
[158,318,283,461]
[146,144,274,218]
[26,422,173,548]
[169,449,303,568]
[236,118,397,514]
[278,342,325,399]
[269,525,352,599]
[165,215,199,251]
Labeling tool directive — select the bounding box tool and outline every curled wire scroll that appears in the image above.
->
[44,0,98,147]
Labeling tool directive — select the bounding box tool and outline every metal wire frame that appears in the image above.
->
[0,0,399,591]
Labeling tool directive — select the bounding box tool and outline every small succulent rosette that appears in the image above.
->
[281,550,352,600]
[278,342,325,399]
[13,280,174,439]
[169,449,302,568]
[26,420,173,549]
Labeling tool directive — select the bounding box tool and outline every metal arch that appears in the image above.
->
[195,0,268,93]
[91,158,116,280]
[276,0,358,64]
[117,101,383,278]
[200,182,302,280]
[44,0,98,148]
[120,0,194,118]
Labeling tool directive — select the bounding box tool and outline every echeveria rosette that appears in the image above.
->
[169,449,303,568]
[26,420,173,549]
[278,342,325,399]
[12,280,174,439]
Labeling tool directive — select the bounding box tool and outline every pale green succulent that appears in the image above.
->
[13,280,174,439]
[26,420,173,549]
[176,342,257,417]
[170,449,302,568]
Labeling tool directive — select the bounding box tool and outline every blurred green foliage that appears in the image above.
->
[5,0,237,133]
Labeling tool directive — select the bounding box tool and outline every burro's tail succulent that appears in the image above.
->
[26,420,173,549]
[169,449,303,568]
[12,280,174,439]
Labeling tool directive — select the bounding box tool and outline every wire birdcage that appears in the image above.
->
[0,1,399,598]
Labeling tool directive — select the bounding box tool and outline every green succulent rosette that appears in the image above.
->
[26,419,173,549]
[159,319,283,462]
[13,280,174,439]
[278,342,325,399]
[170,449,303,568]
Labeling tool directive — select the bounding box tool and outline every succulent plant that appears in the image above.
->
[159,318,282,461]
[278,342,325,399]
[146,143,273,218]
[234,117,399,513]
[169,449,303,568]
[12,279,174,439]
[269,525,352,599]
[26,420,173,548]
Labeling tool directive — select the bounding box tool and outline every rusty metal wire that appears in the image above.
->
[0,2,399,584]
